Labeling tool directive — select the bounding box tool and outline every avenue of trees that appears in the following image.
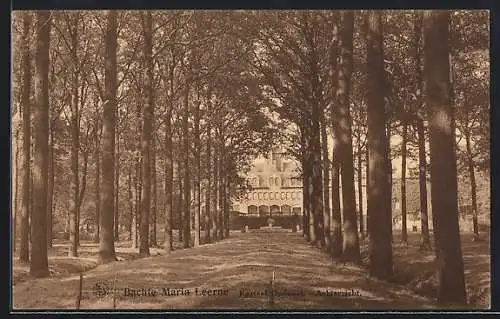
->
[11,10,489,307]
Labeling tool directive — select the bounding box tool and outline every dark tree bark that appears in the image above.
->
[366,11,393,280]
[194,96,201,247]
[357,150,364,240]
[150,135,157,246]
[30,10,51,278]
[47,124,54,248]
[163,64,174,253]
[337,10,359,262]
[320,106,331,250]
[127,168,133,241]
[331,139,342,257]
[114,135,120,241]
[401,121,408,244]
[98,10,118,264]
[204,119,212,244]
[423,10,466,306]
[300,129,310,241]
[417,120,431,248]
[386,123,393,244]
[13,127,19,252]
[94,116,101,243]
[183,76,191,248]
[328,18,342,256]
[19,11,32,264]
[68,12,80,257]
[464,127,479,241]
[139,11,153,257]
[413,11,431,249]
[217,144,224,240]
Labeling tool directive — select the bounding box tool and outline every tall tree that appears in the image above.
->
[30,10,51,278]
[139,11,153,257]
[99,10,118,264]
[19,11,32,263]
[68,12,81,257]
[328,16,342,257]
[423,10,466,305]
[366,11,393,280]
[413,11,431,249]
[337,10,359,262]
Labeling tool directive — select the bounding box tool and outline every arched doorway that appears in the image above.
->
[248,205,258,215]
[259,205,270,216]
[281,204,291,215]
[270,205,280,216]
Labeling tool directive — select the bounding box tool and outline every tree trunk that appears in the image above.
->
[337,10,359,262]
[401,121,408,244]
[94,127,101,243]
[183,77,191,248]
[132,160,139,248]
[300,130,310,241]
[331,141,342,258]
[365,147,370,237]
[366,10,393,280]
[204,122,212,244]
[139,11,153,257]
[417,120,431,248]
[98,10,118,264]
[217,147,224,240]
[13,127,20,252]
[320,106,331,250]
[194,97,201,247]
[114,135,120,241]
[213,143,219,241]
[387,123,393,244]
[163,74,174,253]
[127,168,132,241]
[68,12,80,258]
[150,134,157,246]
[19,11,32,264]
[357,150,364,240]
[414,11,431,250]
[423,10,466,305]
[225,183,229,238]
[465,127,479,241]
[30,10,51,278]
[47,125,54,248]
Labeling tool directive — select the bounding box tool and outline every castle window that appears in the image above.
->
[281,192,285,200]
[263,192,268,200]
[269,177,273,186]
[275,177,280,186]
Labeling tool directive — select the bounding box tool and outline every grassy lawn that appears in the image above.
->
[12,228,489,310]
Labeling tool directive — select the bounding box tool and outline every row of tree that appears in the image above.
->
[250,10,488,306]
[11,11,275,275]
[11,10,488,306]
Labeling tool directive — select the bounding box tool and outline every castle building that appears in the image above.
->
[232,150,303,217]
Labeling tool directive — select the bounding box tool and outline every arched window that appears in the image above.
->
[291,192,295,200]
[269,192,274,200]
[263,192,268,200]
[269,177,274,186]
[275,192,279,200]
[281,192,285,200]
[275,177,279,186]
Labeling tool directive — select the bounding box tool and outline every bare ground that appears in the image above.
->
[12,229,489,310]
